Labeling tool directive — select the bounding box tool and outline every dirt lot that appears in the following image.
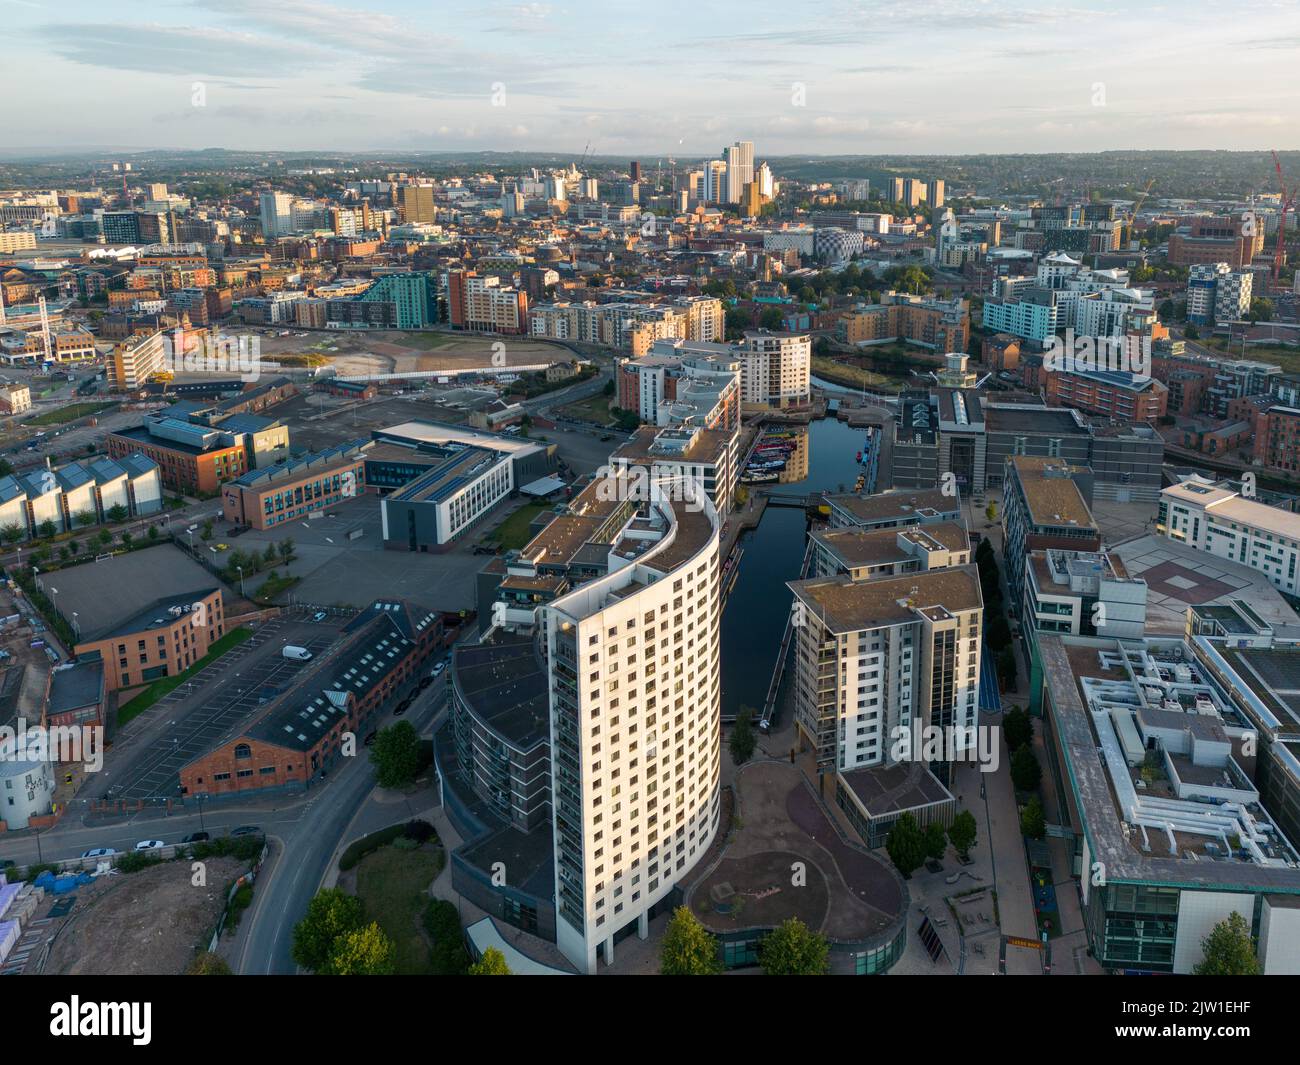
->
[41,856,246,975]
[255,330,571,380]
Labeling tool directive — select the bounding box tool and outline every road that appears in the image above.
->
[235,681,449,974]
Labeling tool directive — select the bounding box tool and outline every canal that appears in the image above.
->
[720,414,875,723]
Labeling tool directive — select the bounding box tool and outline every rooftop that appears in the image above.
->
[788,565,983,635]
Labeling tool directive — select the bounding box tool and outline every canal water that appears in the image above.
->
[720,415,874,722]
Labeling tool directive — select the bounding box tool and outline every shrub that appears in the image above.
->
[338,824,407,872]
[116,851,164,874]
[423,899,470,976]
[403,819,436,843]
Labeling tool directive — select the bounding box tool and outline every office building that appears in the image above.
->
[722,141,754,205]
[1157,479,1300,597]
[222,440,369,530]
[1002,455,1101,613]
[1033,630,1300,973]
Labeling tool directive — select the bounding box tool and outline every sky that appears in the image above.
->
[5,0,1300,156]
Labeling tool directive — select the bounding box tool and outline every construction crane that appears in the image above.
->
[1271,150,1296,289]
[1127,178,1156,249]
[37,295,53,365]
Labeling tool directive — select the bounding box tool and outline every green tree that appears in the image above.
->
[602,379,615,397]
[923,820,948,861]
[0,524,23,544]
[370,719,421,789]
[997,645,1018,689]
[1011,745,1042,792]
[660,906,722,975]
[1003,706,1033,751]
[468,946,512,975]
[758,306,786,330]
[291,887,363,972]
[278,538,295,562]
[758,918,829,975]
[200,520,214,541]
[886,812,928,878]
[75,511,97,528]
[96,528,112,546]
[147,524,160,541]
[37,519,56,539]
[323,921,395,976]
[730,705,756,765]
[948,810,978,860]
[1020,795,1046,840]
[186,951,232,975]
[106,503,129,523]
[1248,297,1274,324]
[1193,912,1260,976]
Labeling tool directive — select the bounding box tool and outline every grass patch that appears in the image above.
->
[812,356,905,392]
[253,571,300,604]
[116,626,254,726]
[485,501,552,549]
[559,392,615,424]
[397,332,457,350]
[354,845,445,975]
[26,401,117,426]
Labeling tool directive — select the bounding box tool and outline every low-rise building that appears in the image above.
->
[222,440,369,529]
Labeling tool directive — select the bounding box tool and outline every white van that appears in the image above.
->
[282,645,313,661]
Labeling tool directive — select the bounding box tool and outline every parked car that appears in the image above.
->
[431,661,447,678]
[311,611,328,623]
[229,825,262,837]
[180,832,210,844]
[134,839,166,851]
[418,676,433,691]
[81,848,117,858]
[363,730,377,747]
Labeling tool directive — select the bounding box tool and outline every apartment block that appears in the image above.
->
[1002,455,1101,612]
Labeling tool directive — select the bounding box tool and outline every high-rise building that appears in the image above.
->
[739,330,811,408]
[926,179,945,208]
[722,141,754,204]
[629,161,641,183]
[259,192,293,239]
[397,184,436,224]
[789,563,983,790]
[704,161,727,205]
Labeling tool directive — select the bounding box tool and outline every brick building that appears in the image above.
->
[74,589,225,692]
[178,601,444,798]
[1044,369,1168,425]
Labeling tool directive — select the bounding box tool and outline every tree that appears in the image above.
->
[370,720,421,789]
[1194,912,1260,976]
[758,918,829,975]
[468,946,512,975]
[147,524,160,541]
[997,645,1018,689]
[1185,324,1200,340]
[75,511,97,528]
[200,520,214,541]
[322,922,395,976]
[948,810,978,860]
[263,544,278,567]
[96,528,112,546]
[37,519,56,540]
[885,812,928,878]
[186,951,232,975]
[291,887,363,972]
[1011,745,1042,792]
[660,906,722,975]
[0,524,23,545]
[1248,297,1274,324]
[730,705,756,765]
[1020,795,1046,840]
[758,306,785,330]
[278,538,295,562]
[923,821,948,861]
[1003,705,1033,752]
[106,503,129,523]
[602,379,615,397]
[120,530,133,547]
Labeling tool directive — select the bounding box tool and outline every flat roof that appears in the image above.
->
[375,419,544,460]
[57,545,229,641]
[813,521,969,569]
[788,565,982,634]
[451,634,548,751]
[1009,456,1096,529]
[826,488,958,526]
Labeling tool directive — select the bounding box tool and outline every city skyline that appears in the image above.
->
[5,0,1300,155]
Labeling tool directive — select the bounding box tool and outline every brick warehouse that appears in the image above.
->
[178,600,445,799]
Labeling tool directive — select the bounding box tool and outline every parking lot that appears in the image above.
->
[210,494,481,609]
[102,615,344,801]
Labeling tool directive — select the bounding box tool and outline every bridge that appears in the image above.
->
[763,491,826,510]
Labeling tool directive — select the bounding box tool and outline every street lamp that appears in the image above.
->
[236,565,245,596]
